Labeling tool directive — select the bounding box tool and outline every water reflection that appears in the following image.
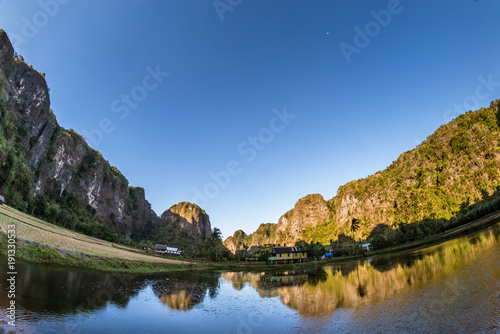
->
[221,224,500,317]
[151,272,219,311]
[0,264,148,316]
[0,223,498,333]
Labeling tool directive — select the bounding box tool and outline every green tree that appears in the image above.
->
[255,243,276,261]
[202,227,224,261]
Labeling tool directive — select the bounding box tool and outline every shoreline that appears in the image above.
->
[1,204,499,274]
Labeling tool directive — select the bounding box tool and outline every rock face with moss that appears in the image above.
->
[159,202,212,242]
[226,99,500,253]
[276,194,331,240]
[148,202,212,253]
[0,30,159,239]
[0,30,204,246]
[223,229,247,254]
[224,195,332,252]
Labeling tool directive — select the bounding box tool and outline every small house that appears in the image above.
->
[0,195,5,205]
[268,246,307,264]
[361,243,372,251]
[154,244,182,256]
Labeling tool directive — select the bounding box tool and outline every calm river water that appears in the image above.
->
[1,223,499,334]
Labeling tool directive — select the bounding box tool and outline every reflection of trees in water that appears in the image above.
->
[306,266,328,286]
[257,271,307,289]
[151,272,220,311]
[357,282,367,298]
[0,263,148,317]
[223,225,500,317]
[0,263,221,317]
[255,267,327,290]
[223,267,337,316]
[334,261,357,276]
[491,223,500,239]
[2,223,498,321]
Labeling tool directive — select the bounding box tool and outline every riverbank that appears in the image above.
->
[0,204,203,273]
[1,203,500,274]
[199,209,500,272]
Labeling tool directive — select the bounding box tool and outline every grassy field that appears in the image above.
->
[0,204,200,273]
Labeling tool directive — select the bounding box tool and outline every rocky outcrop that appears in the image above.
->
[225,100,500,253]
[276,194,331,240]
[0,30,209,243]
[1,39,54,168]
[223,236,238,254]
[0,30,157,238]
[223,230,247,254]
[158,202,212,243]
[224,195,332,253]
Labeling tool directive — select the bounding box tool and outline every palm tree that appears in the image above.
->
[204,227,223,261]
[351,218,360,240]
[210,227,222,244]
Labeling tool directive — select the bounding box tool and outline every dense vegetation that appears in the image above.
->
[0,98,133,243]
[328,100,500,244]
[0,99,33,211]
[229,100,500,256]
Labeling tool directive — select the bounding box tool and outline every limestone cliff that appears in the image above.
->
[225,100,500,253]
[276,194,331,240]
[159,202,211,241]
[224,195,331,252]
[0,30,157,238]
[0,30,204,245]
[149,202,212,252]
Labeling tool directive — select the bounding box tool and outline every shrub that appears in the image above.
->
[370,234,388,250]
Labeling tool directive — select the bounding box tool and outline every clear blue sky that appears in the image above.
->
[1,0,499,239]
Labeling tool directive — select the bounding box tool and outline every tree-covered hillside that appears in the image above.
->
[226,99,500,253]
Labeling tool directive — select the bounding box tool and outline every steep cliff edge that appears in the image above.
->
[160,202,212,241]
[149,202,212,252]
[226,100,500,253]
[0,30,207,246]
[224,194,332,252]
[0,30,156,239]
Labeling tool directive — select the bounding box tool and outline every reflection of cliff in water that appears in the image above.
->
[0,261,148,319]
[151,272,220,311]
[0,223,497,325]
[282,225,499,316]
[223,224,500,317]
